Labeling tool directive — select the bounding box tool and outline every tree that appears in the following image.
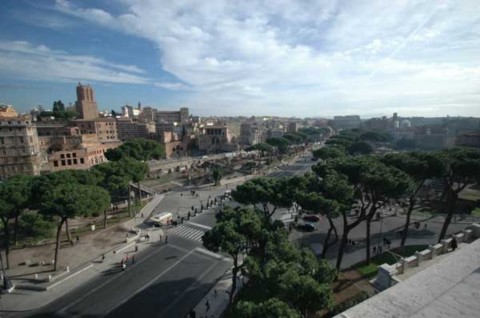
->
[18,211,55,241]
[105,138,165,161]
[382,151,445,248]
[235,298,301,318]
[0,175,34,268]
[293,172,352,258]
[266,137,290,154]
[246,143,274,156]
[202,207,263,305]
[243,225,334,317]
[212,166,223,186]
[232,177,293,220]
[314,156,412,269]
[437,147,480,241]
[40,184,110,271]
[348,141,373,155]
[312,146,346,161]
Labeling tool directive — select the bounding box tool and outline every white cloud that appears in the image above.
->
[154,82,189,90]
[0,41,149,84]
[42,1,480,116]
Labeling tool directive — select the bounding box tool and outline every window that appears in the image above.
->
[68,159,72,165]
[61,160,66,166]
[80,158,84,164]
[19,137,24,144]
[54,160,58,167]
[67,153,71,158]
[73,153,77,158]
[73,159,77,164]
[61,154,65,158]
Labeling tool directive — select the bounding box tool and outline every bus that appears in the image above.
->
[150,212,173,227]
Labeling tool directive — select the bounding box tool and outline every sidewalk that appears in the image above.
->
[188,267,245,318]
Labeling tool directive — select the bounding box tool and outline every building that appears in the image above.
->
[116,118,155,141]
[47,143,118,172]
[456,131,480,148]
[75,83,99,120]
[156,107,189,123]
[286,122,298,133]
[198,124,238,153]
[75,118,118,142]
[415,125,448,150]
[333,115,362,130]
[0,107,45,179]
[121,104,141,118]
[140,106,157,122]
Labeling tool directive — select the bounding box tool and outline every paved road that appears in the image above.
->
[19,189,231,318]
[24,236,230,318]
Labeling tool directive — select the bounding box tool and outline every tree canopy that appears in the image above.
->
[105,138,165,161]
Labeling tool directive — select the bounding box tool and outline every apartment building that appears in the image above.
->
[0,105,45,178]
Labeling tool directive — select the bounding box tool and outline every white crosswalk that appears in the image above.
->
[169,225,205,243]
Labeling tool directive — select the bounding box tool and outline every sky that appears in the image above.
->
[0,0,479,118]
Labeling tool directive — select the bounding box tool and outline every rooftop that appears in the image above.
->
[336,238,480,318]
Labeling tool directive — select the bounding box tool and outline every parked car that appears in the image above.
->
[303,215,321,222]
[297,223,316,232]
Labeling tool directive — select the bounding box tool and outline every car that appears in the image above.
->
[303,215,321,222]
[297,223,316,232]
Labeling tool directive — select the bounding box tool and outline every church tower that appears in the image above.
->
[75,83,99,120]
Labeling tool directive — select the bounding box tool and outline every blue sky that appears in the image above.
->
[0,0,479,118]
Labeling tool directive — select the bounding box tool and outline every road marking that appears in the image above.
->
[188,221,212,230]
[195,247,229,261]
[60,244,169,313]
[158,262,218,316]
[101,248,198,317]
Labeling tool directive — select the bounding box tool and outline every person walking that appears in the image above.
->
[451,237,458,251]
[205,300,210,312]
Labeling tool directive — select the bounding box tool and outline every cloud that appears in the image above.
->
[0,41,149,84]
[154,82,189,90]
[35,1,480,116]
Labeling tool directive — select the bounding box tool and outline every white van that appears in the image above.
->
[150,212,173,227]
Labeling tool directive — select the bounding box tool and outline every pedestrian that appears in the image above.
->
[214,289,217,299]
[159,234,162,242]
[387,239,391,249]
[189,309,196,318]
[125,255,129,263]
[206,300,210,312]
[102,254,105,262]
[76,236,80,243]
[451,237,458,251]
[132,255,135,264]
[372,246,377,255]
[424,223,427,230]
[378,246,383,254]
[181,193,183,197]
[165,235,168,244]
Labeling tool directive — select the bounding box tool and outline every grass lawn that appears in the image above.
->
[472,207,480,217]
[353,245,428,280]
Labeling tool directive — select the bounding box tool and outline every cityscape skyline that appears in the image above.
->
[0,0,479,118]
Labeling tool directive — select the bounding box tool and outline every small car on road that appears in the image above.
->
[303,214,321,222]
[297,223,316,232]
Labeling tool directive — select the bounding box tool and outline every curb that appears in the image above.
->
[16,263,94,291]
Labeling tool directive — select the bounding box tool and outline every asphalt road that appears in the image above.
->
[22,195,231,318]
[25,238,230,318]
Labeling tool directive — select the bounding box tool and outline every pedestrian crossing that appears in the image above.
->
[169,225,206,243]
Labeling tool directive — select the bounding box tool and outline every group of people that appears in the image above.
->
[120,254,135,271]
